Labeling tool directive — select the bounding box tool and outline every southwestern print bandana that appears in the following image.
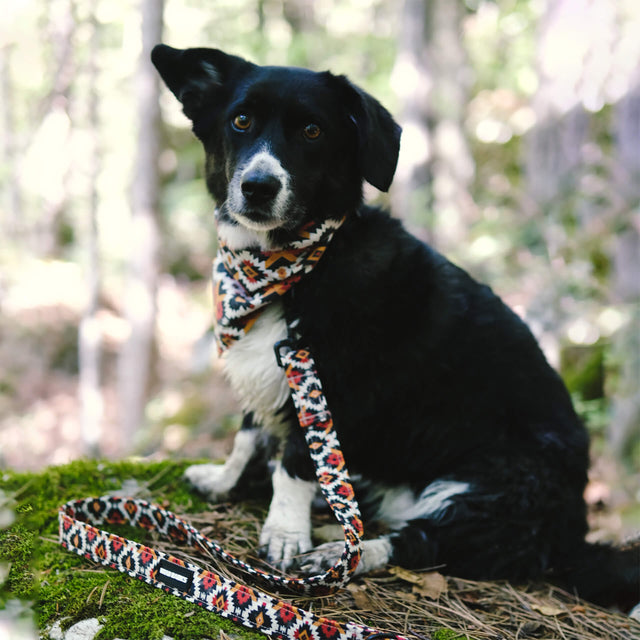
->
[213,217,345,353]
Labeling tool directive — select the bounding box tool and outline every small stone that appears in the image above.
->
[47,620,65,640]
[63,618,103,640]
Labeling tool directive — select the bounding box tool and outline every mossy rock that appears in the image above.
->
[0,460,464,640]
[0,458,475,640]
[3,458,634,640]
[0,459,266,640]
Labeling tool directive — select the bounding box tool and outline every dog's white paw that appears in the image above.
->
[259,518,312,570]
[298,540,344,575]
[299,537,393,576]
[184,463,237,498]
[185,429,259,498]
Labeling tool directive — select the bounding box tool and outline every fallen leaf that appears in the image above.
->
[346,583,377,610]
[388,566,424,585]
[411,572,447,600]
[531,603,565,616]
[396,591,419,603]
[389,567,447,599]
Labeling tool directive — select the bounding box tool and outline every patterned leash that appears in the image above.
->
[59,341,408,640]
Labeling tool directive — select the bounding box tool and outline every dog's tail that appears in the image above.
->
[556,539,640,611]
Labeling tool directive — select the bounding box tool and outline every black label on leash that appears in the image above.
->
[157,559,194,593]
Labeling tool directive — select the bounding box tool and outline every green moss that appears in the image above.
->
[1,459,481,640]
[432,630,469,640]
[1,459,263,640]
[0,524,38,600]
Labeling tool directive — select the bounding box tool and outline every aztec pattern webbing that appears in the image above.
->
[59,344,407,640]
[213,217,344,352]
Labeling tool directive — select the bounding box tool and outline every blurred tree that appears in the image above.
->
[391,0,433,238]
[522,0,592,353]
[391,0,475,250]
[117,0,165,448]
[520,0,639,465]
[610,76,640,464]
[78,7,103,457]
[40,0,77,256]
[0,44,22,234]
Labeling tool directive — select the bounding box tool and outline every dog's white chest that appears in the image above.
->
[223,303,290,431]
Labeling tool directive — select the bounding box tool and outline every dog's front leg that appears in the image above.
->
[259,424,317,569]
[259,461,316,569]
[185,413,260,498]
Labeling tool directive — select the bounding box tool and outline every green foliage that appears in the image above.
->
[0,524,38,602]
[432,630,469,640]
[561,343,605,402]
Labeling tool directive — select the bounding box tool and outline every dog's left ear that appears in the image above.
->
[333,76,402,192]
[151,44,252,122]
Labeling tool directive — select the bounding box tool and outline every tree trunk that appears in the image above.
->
[391,0,474,247]
[39,0,77,255]
[610,78,640,464]
[390,0,433,240]
[117,0,165,450]
[522,0,590,363]
[78,10,103,457]
[0,45,23,236]
[425,0,475,252]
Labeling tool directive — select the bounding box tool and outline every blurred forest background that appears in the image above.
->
[0,0,638,539]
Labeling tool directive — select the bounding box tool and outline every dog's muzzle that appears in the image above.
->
[228,150,292,229]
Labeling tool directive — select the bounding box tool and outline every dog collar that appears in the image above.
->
[213,217,345,353]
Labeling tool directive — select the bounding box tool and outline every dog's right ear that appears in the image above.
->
[330,75,402,193]
[151,45,252,122]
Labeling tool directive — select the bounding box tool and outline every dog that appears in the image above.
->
[151,44,639,611]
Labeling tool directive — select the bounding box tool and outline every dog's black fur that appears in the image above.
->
[151,44,639,610]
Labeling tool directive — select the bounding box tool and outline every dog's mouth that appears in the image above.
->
[232,207,286,231]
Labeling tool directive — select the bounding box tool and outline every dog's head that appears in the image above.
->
[151,45,401,245]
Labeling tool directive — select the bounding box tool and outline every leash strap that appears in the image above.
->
[59,343,408,640]
[58,497,397,640]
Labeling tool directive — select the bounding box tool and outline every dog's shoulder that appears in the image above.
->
[291,205,573,402]
[303,206,495,328]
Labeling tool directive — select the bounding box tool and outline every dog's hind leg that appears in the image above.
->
[298,536,394,576]
[298,474,567,582]
[297,479,468,575]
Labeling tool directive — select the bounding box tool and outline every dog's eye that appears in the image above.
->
[303,123,321,140]
[232,114,252,131]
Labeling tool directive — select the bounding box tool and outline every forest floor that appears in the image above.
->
[1,459,639,640]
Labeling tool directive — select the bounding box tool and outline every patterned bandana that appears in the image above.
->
[213,217,345,353]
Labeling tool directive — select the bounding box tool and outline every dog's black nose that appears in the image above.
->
[241,172,282,205]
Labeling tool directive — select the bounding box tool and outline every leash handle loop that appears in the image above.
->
[58,347,405,639]
[59,498,403,640]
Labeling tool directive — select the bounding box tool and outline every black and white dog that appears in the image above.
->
[151,45,639,610]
